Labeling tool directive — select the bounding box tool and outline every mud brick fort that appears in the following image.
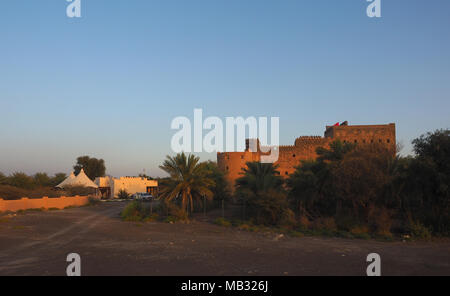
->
[217,122,396,188]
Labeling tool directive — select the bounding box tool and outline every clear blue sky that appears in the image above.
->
[1,0,449,177]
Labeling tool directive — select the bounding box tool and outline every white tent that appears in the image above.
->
[56,172,76,188]
[56,169,98,189]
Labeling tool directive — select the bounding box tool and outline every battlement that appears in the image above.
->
[294,136,330,147]
[278,145,296,150]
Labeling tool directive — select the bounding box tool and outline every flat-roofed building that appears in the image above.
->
[95,176,158,199]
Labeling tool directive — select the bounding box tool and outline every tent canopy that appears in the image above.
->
[56,169,98,189]
[55,172,75,188]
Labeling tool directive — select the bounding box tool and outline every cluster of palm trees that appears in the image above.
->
[158,152,287,224]
[158,129,450,236]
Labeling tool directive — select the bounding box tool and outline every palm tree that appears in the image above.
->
[235,162,284,195]
[235,162,286,223]
[159,152,214,214]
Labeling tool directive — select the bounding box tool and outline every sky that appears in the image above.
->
[0,0,449,177]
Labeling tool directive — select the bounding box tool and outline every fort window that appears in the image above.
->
[387,139,390,143]
[371,139,374,143]
[241,155,244,159]
[354,140,358,143]
[363,139,366,143]
[285,172,289,175]
[379,139,382,143]
[226,166,229,171]
[293,154,296,158]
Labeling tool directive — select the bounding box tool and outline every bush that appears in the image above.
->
[64,186,97,197]
[0,185,64,200]
[159,200,188,222]
[313,217,338,232]
[118,189,130,200]
[7,172,36,190]
[121,201,148,222]
[335,210,361,231]
[245,189,292,226]
[408,221,432,240]
[297,215,311,230]
[279,208,296,227]
[350,226,371,239]
[164,216,177,223]
[143,213,159,222]
[369,207,393,237]
[214,217,232,227]
[88,196,101,206]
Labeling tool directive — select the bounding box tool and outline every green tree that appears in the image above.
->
[287,160,334,218]
[287,140,394,232]
[159,152,214,214]
[50,173,67,187]
[138,173,154,180]
[0,172,6,185]
[204,161,230,203]
[402,129,450,235]
[287,140,355,219]
[235,162,292,225]
[316,140,355,162]
[7,172,35,190]
[73,156,106,180]
[34,172,52,187]
[330,144,394,224]
[235,162,284,194]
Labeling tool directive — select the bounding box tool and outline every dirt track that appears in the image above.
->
[0,202,449,276]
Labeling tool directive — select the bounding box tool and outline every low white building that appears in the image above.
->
[95,176,158,199]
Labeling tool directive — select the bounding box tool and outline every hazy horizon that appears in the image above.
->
[1,0,449,178]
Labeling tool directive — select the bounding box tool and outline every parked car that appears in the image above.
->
[132,192,153,201]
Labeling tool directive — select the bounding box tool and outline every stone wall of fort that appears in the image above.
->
[217,122,396,190]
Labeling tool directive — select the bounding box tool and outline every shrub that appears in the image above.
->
[121,201,148,222]
[164,216,177,223]
[350,225,371,239]
[7,172,36,190]
[369,207,393,237]
[159,200,188,222]
[64,186,97,197]
[335,211,360,231]
[288,230,304,238]
[214,217,232,227]
[313,217,338,232]
[409,221,432,240]
[279,208,296,227]
[238,223,252,231]
[297,215,311,230]
[88,196,101,206]
[117,189,130,200]
[143,213,159,222]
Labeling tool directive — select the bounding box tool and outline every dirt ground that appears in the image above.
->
[0,202,449,276]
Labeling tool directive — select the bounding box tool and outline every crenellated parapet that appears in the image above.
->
[294,136,331,147]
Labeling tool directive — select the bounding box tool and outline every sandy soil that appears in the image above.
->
[0,202,449,276]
